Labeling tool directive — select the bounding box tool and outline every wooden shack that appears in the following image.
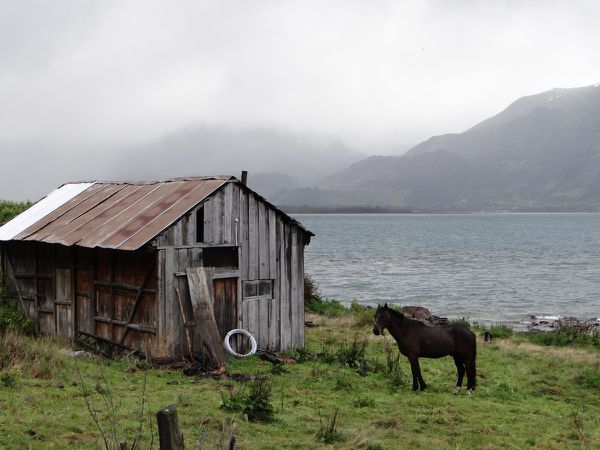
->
[0,176,313,358]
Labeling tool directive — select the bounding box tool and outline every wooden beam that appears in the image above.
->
[93,280,157,294]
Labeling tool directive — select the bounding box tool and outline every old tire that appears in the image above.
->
[224,329,257,358]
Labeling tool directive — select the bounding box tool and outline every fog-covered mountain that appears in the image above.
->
[110,125,364,189]
[274,83,600,211]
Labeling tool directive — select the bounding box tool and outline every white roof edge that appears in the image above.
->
[0,182,96,241]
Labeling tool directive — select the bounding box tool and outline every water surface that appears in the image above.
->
[296,213,600,324]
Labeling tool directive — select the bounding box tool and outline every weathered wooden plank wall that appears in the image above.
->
[152,181,307,356]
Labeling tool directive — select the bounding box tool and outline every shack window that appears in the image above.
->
[196,207,204,243]
[202,246,238,269]
[243,280,273,300]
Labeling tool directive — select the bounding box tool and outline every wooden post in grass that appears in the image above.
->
[156,405,184,450]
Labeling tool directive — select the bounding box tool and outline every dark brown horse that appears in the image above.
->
[373,304,476,393]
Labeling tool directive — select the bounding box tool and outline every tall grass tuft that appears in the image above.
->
[0,332,65,379]
[337,333,369,368]
[383,337,406,391]
[317,408,343,444]
[220,373,275,423]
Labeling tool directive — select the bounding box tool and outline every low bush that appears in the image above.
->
[350,301,374,327]
[488,324,513,339]
[0,299,32,334]
[518,328,600,349]
[220,373,275,423]
[305,296,346,317]
[304,274,320,303]
[452,318,471,328]
[0,366,21,387]
[0,199,32,226]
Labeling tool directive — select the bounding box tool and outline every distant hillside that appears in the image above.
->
[274,83,600,211]
[109,125,364,189]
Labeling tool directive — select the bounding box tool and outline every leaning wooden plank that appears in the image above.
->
[186,267,228,366]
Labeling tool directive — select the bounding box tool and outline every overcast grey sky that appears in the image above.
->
[2,0,600,198]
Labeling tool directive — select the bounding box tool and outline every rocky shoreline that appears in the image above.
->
[518,315,600,334]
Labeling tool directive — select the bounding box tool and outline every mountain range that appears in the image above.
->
[274,83,600,212]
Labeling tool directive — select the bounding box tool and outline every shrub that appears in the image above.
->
[519,329,600,349]
[350,301,374,327]
[0,200,32,226]
[489,325,513,339]
[305,296,346,317]
[304,274,320,303]
[452,318,471,328]
[0,366,21,387]
[220,373,275,422]
[0,299,32,334]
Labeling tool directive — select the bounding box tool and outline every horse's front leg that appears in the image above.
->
[408,356,426,391]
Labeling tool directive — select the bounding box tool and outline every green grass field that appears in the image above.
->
[1,312,599,449]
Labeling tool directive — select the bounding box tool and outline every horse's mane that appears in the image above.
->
[386,307,404,319]
[386,306,427,327]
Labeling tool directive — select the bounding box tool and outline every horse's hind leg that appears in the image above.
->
[409,357,427,391]
[465,359,476,392]
[453,356,465,395]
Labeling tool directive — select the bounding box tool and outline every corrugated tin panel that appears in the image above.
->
[0,182,95,241]
[3,177,232,250]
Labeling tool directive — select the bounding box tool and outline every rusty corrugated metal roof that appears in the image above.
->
[5,177,233,250]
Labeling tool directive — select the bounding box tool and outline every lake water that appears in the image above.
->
[295,214,600,325]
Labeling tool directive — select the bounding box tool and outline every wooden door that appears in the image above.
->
[55,268,73,337]
[212,277,238,338]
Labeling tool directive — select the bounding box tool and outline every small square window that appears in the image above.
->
[258,280,272,297]
[243,280,273,299]
[244,282,257,298]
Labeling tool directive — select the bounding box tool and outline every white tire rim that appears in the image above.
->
[224,329,257,358]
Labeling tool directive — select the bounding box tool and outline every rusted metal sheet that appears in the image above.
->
[1,176,314,252]
[1,177,232,251]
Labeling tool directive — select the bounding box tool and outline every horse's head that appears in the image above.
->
[373,303,391,336]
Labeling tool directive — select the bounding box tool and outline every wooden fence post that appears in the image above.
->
[156,405,184,450]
